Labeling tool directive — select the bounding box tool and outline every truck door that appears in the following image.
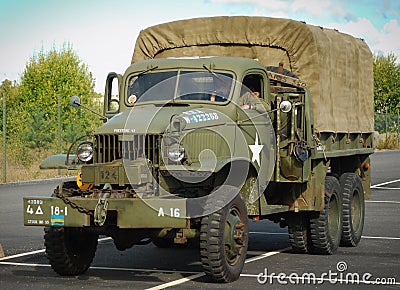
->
[236,72,275,192]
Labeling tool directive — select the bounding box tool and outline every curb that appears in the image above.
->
[0,176,76,188]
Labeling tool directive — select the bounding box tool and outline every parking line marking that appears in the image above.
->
[0,249,45,261]
[146,272,205,290]
[0,237,111,261]
[366,200,400,204]
[245,249,289,264]
[146,248,290,290]
[371,187,400,190]
[249,232,400,241]
[371,179,400,188]
[362,236,400,240]
[0,261,50,267]
[249,232,287,235]
[0,261,200,275]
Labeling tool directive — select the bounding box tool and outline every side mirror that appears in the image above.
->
[105,72,122,118]
[70,96,81,108]
[108,98,120,112]
[69,95,108,121]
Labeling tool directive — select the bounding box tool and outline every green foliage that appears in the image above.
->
[376,133,399,150]
[25,109,56,150]
[373,53,400,150]
[0,79,19,130]
[373,53,400,114]
[2,44,102,165]
[374,112,399,134]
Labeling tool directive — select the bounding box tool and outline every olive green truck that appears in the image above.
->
[23,16,374,282]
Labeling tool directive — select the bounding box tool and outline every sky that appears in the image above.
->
[0,0,399,93]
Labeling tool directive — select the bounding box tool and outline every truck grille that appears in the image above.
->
[94,134,160,164]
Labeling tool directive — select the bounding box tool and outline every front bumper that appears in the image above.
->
[23,196,189,229]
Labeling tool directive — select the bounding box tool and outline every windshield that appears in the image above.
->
[127,70,234,105]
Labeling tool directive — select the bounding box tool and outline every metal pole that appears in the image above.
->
[58,94,61,176]
[397,107,399,149]
[3,93,6,183]
[385,106,388,142]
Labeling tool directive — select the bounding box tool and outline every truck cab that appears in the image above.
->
[84,57,311,213]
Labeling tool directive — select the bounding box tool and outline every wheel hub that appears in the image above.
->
[224,207,245,264]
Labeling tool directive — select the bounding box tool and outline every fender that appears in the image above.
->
[40,154,82,170]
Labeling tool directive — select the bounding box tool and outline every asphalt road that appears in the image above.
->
[0,151,399,289]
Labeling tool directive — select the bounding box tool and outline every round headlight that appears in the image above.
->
[167,143,185,162]
[76,142,94,163]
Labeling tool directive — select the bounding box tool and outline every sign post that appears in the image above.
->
[2,92,6,183]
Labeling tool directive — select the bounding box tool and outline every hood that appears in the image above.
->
[95,104,230,135]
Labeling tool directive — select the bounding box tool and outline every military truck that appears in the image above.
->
[23,16,374,282]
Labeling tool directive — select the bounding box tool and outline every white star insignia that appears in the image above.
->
[249,133,264,167]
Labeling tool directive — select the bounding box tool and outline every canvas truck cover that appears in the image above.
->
[131,16,374,133]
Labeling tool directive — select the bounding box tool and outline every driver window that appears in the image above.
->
[240,74,271,113]
[242,74,263,99]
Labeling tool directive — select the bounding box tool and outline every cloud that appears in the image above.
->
[326,18,400,58]
[210,0,399,58]
[210,0,354,21]
[291,0,348,19]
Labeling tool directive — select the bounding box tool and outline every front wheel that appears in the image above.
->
[44,227,98,275]
[200,190,249,283]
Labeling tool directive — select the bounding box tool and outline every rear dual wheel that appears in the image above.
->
[288,177,343,255]
[309,176,343,254]
[340,173,365,247]
[288,173,365,254]
[288,213,310,254]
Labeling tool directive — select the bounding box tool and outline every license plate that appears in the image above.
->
[23,197,89,227]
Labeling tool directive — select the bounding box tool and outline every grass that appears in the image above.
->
[0,157,77,184]
[376,133,400,150]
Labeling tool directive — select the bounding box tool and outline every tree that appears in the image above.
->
[25,109,56,151]
[373,53,400,114]
[0,80,29,164]
[0,79,19,131]
[11,44,102,163]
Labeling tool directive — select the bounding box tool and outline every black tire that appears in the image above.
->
[44,227,98,275]
[200,191,249,283]
[309,176,343,255]
[340,173,365,247]
[288,213,310,254]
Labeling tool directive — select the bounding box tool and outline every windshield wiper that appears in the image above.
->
[202,64,231,86]
[202,64,219,78]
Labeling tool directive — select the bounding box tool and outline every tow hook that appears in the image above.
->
[94,184,111,226]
